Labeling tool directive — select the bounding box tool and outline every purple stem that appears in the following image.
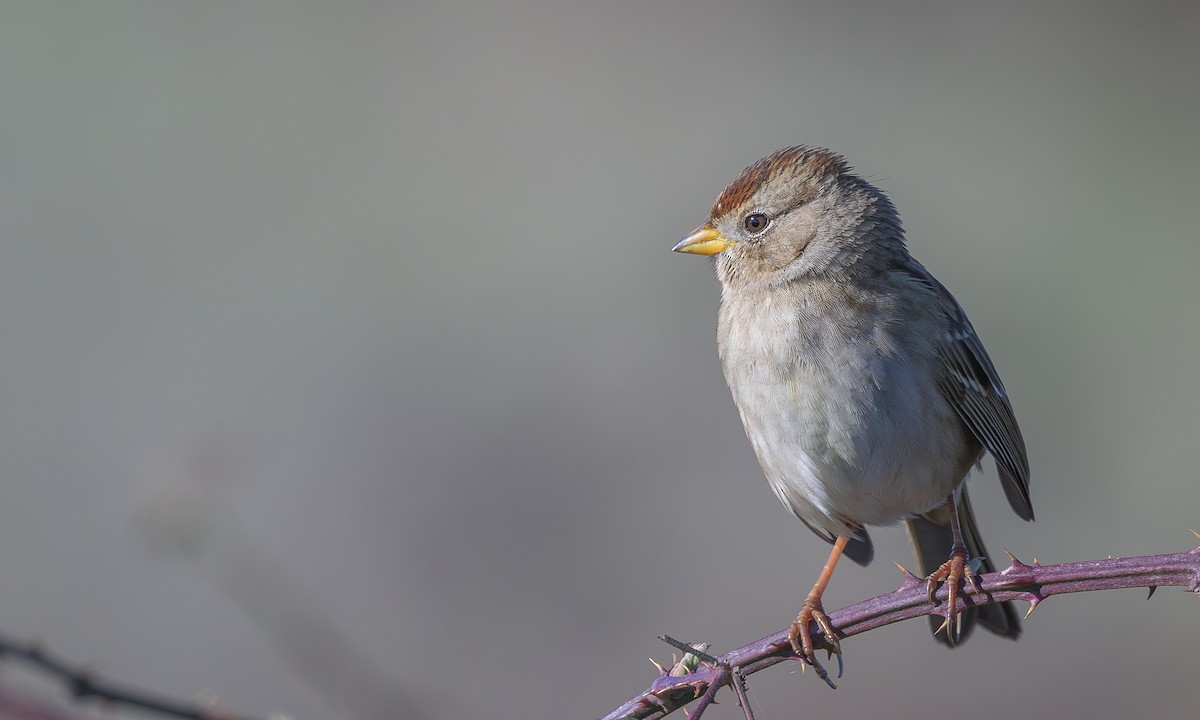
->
[602,545,1200,720]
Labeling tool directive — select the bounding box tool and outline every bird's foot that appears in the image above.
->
[925,546,982,645]
[788,597,842,689]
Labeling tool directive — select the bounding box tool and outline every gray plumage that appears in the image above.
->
[677,145,1032,645]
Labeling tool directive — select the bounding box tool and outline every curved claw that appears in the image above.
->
[925,549,983,644]
[789,601,841,688]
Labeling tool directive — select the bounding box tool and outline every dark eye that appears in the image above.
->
[743,212,770,235]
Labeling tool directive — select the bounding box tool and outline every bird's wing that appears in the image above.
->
[900,260,1033,520]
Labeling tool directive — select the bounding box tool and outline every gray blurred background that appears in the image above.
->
[0,2,1197,719]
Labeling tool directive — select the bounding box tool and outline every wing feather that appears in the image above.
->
[900,261,1033,520]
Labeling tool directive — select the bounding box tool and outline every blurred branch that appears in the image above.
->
[0,679,113,720]
[603,540,1200,720]
[142,475,427,720]
[0,635,267,720]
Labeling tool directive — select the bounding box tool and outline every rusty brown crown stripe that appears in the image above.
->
[710,145,849,220]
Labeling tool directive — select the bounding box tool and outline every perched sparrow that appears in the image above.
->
[673,146,1032,686]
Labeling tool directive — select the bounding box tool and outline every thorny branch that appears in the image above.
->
[0,635,269,720]
[603,539,1200,720]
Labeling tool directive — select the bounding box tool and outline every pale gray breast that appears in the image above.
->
[717,280,976,530]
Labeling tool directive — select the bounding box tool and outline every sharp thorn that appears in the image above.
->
[1147,586,1158,600]
[649,657,667,675]
[1190,529,1199,539]
[1024,601,1039,619]
[1001,549,1032,575]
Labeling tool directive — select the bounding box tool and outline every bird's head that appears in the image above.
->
[673,146,905,290]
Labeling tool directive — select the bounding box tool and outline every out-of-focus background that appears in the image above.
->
[0,2,1197,719]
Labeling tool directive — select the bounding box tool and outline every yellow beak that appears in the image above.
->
[672,224,734,255]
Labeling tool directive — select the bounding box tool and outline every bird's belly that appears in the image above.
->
[730,361,972,535]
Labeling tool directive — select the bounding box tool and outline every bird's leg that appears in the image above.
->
[789,534,847,688]
[924,493,982,645]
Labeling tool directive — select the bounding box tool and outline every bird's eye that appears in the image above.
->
[743,212,770,235]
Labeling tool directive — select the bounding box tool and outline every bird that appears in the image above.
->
[672,145,1032,686]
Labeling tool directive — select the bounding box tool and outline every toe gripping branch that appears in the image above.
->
[603,535,1200,720]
